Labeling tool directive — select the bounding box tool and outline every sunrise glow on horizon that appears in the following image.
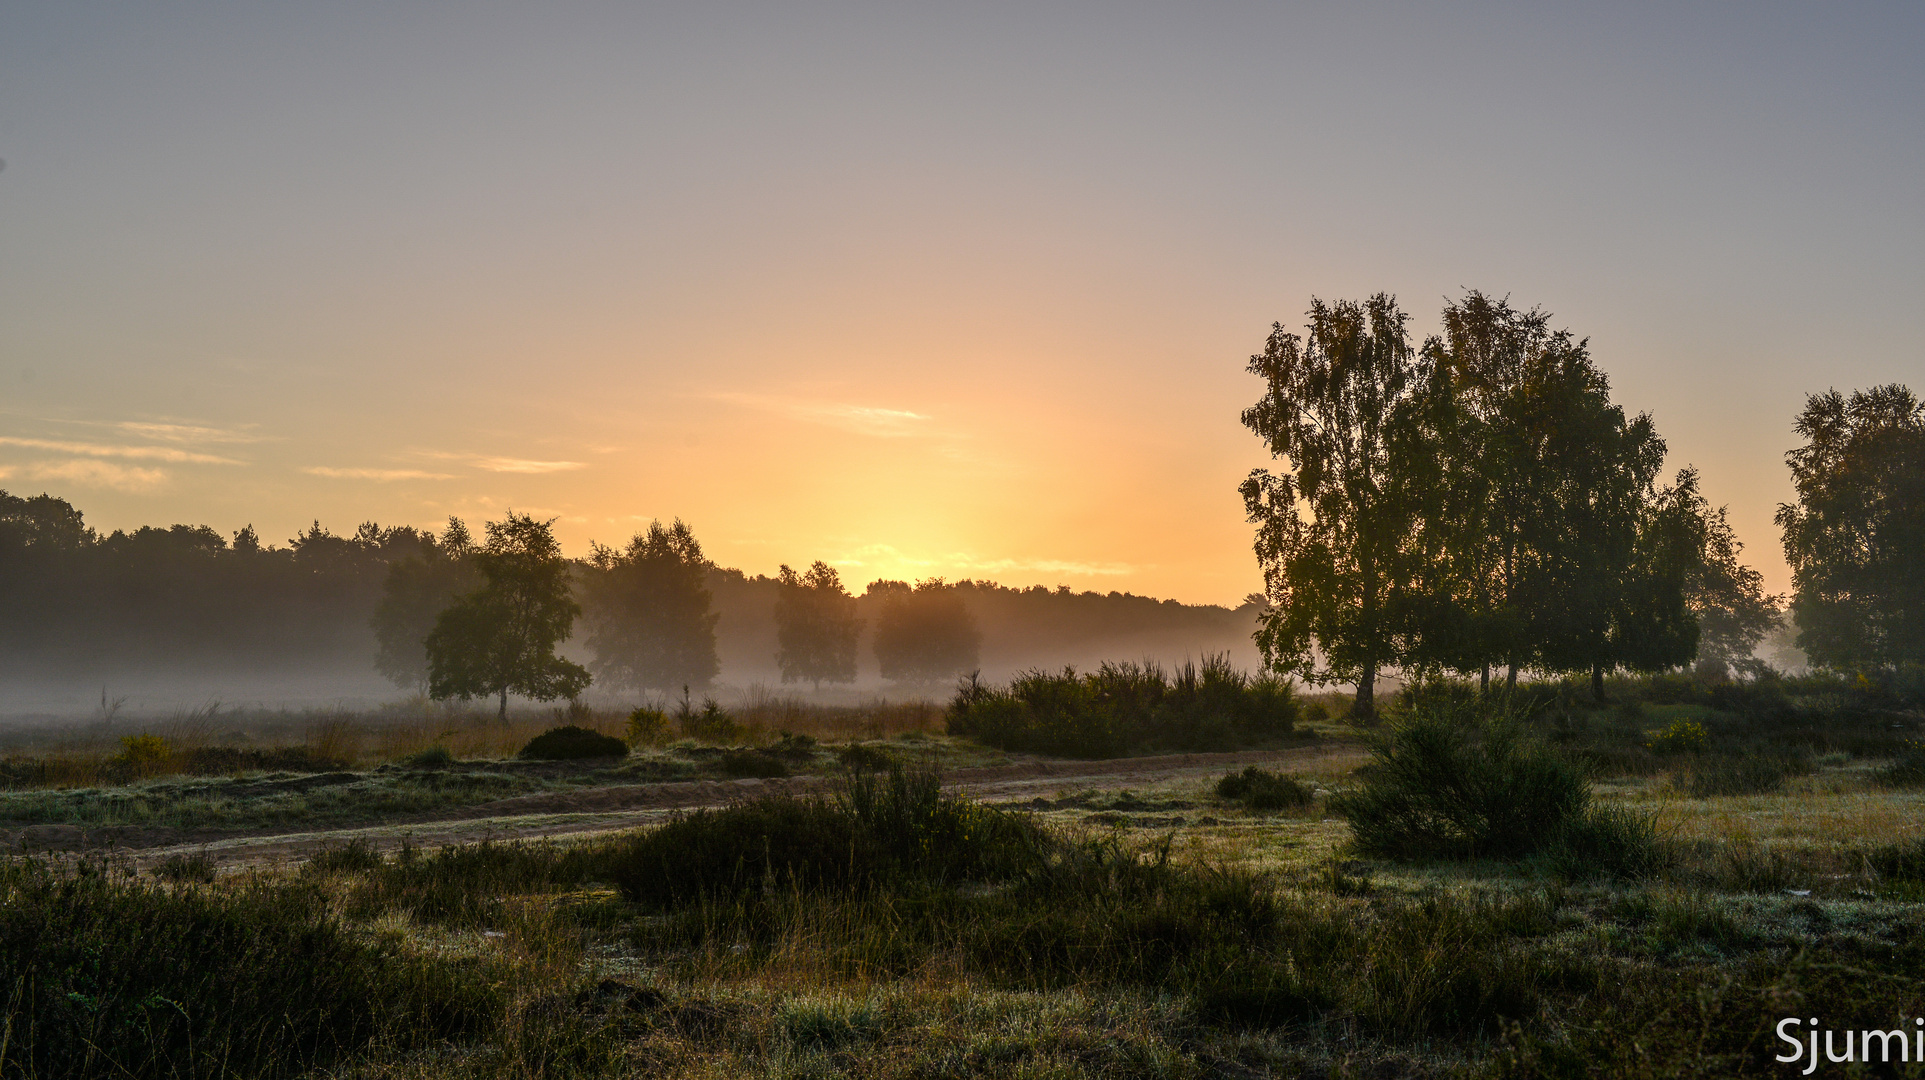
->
[4,4,1921,605]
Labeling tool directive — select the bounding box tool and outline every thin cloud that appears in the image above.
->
[302,466,456,481]
[0,436,240,465]
[712,393,933,438]
[115,422,265,445]
[23,460,168,492]
[471,457,585,474]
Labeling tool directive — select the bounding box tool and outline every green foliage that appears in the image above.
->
[1776,383,1925,669]
[675,692,740,742]
[1335,701,1664,879]
[1675,753,1808,798]
[869,578,982,685]
[947,656,1298,758]
[1214,766,1314,812]
[370,517,479,691]
[306,838,385,874]
[1644,719,1707,755]
[606,764,1045,907]
[1878,738,1925,787]
[0,856,500,1078]
[625,705,669,746]
[582,518,721,693]
[519,725,629,761]
[720,749,789,778]
[836,743,898,771]
[425,512,591,718]
[774,561,862,691]
[402,744,455,768]
[113,733,175,777]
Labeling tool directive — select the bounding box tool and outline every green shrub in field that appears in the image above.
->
[519,725,629,761]
[720,748,790,778]
[1644,719,1707,755]
[0,856,501,1079]
[306,838,385,874]
[1878,739,1925,787]
[676,694,740,743]
[837,742,897,771]
[947,655,1298,758]
[607,764,1046,907]
[1675,753,1808,797]
[1333,703,1665,877]
[1215,766,1314,811]
[403,744,456,768]
[625,705,669,746]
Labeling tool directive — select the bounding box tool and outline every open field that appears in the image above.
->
[4,678,1923,1078]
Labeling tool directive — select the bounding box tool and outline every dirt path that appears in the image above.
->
[60,743,1362,871]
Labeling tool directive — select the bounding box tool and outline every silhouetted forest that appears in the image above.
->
[0,491,1261,710]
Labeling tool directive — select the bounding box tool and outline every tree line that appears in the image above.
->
[1242,291,1923,718]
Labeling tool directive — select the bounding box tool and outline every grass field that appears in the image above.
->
[2,673,1921,1078]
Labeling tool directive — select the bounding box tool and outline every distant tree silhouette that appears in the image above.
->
[371,517,479,690]
[1776,384,1925,669]
[426,512,589,718]
[774,561,860,691]
[1663,468,1782,675]
[1240,294,1432,720]
[869,578,982,686]
[582,519,720,692]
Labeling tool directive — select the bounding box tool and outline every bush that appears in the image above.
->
[0,856,500,1079]
[181,745,350,775]
[607,764,1046,907]
[625,706,669,746]
[1645,719,1707,755]
[947,655,1298,758]
[519,725,629,761]
[837,743,898,771]
[677,695,740,743]
[1334,702,1665,877]
[720,749,790,778]
[402,745,456,768]
[1878,739,1925,787]
[306,839,385,874]
[1215,766,1314,811]
[1675,753,1808,797]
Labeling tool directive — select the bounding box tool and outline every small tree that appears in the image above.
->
[371,517,478,690]
[871,578,982,687]
[426,512,589,718]
[1776,384,1925,669]
[582,519,721,692]
[774,561,861,692]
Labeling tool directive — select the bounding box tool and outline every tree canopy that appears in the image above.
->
[1776,384,1925,669]
[370,518,478,691]
[774,561,861,691]
[869,578,982,686]
[425,512,589,717]
[581,519,721,693]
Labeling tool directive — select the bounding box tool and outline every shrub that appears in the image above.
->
[180,745,349,775]
[947,655,1298,758]
[1878,739,1925,787]
[306,839,385,874]
[607,764,1046,907]
[766,731,819,761]
[114,733,175,777]
[837,743,897,771]
[1645,719,1707,755]
[402,745,456,768]
[519,725,629,761]
[625,706,669,746]
[677,696,740,743]
[1675,753,1808,797]
[1334,702,1665,877]
[720,749,790,778]
[0,856,500,1079]
[1215,766,1314,811]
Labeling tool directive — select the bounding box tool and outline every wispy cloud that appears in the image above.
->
[0,436,240,465]
[21,460,169,492]
[712,394,933,438]
[114,422,264,445]
[471,457,585,474]
[302,466,456,481]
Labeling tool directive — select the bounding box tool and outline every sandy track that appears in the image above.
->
[52,743,1360,871]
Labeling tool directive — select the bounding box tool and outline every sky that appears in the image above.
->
[1,2,1920,605]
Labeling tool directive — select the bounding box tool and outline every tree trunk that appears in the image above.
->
[1506,664,1517,691]
[498,686,508,721]
[1480,666,1490,695]
[1353,667,1376,722]
[1591,663,1606,703]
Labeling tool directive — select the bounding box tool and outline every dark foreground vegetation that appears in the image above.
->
[6,658,1923,1080]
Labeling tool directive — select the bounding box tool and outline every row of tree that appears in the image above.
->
[1242,291,1920,717]
[366,516,986,714]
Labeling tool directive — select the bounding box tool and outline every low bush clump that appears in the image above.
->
[1215,766,1314,811]
[180,745,351,775]
[608,764,1046,907]
[1674,753,1808,797]
[625,705,669,746]
[1877,739,1925,787]
[1644,719,1708,755]
[676,695,740,743]
[1333,702,1665,878]
[947,655,1298,758]
[720,749,790,778]
[837,743,898,770]
[0,856,502,1079]
[519,725,629,761]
